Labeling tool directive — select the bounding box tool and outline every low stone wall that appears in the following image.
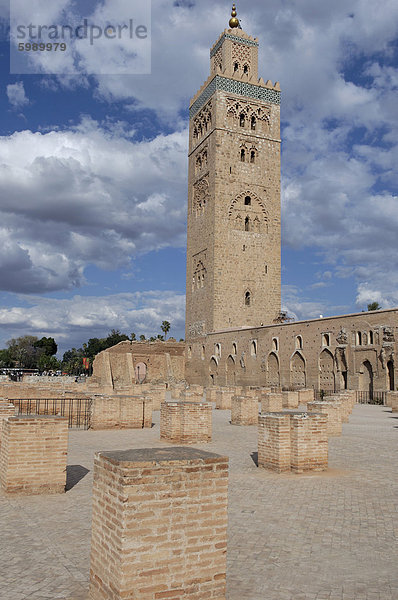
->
[258,412,328,473]
[0,415,68,494]
[90,396,152,430]
[307,401,342,436]
[160,401,212,444]
[231,395,258,425]
[89,447,228,600]
[261,392,283,413]
[282,391,299,409]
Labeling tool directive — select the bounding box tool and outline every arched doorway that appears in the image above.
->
[359,360,373,397]
[387,360,394,391]
[319,349,335,392]
[209,357,218,385]
[134,362,147,384]
[226,355,236,385]
[267,352,280,387]
[290,352,306,388]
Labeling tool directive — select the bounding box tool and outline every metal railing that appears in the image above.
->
[11,398,92,429]
[355,391,386,405]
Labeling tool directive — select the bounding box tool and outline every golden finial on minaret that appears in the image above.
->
[229,4,239,28]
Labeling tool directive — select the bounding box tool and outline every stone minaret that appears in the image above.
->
[185,5,281,340]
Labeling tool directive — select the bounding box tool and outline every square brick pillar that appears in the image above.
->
[0,415,68,494]
[282,391,299,409]
[231,396,258,425]
[89,447,228,600]
[206,386,222,402]
[215,389,233,410]
[307,401,342,436]
[180,390,203,402]
[0,403,16,448]
[258,413,291,472]
[160,401,212,443]
[290,413,328,473]
[386,391,398,411]
[90,395,152,430]
[260,392,283,412]
[298,388,315,405]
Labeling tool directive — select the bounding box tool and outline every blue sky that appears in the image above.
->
[0,0,397,356]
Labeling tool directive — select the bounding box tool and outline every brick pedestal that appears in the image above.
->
[160,401,212,443]
[206,386,222,402]
[180,390,203,402]
[89,447,228,600]
[290,413,328,473]
[258,412,328,473]
[260,392,283,412]
[307,401,342,436]
[90,395,152,430]
[258,413,291,472]
[215,389,234,410]
[282,391,299,409]
[231,395,258,425]
[0,415,68,494]
[386,391,398,412]
[298,388,315,404]
[0,403,16,447]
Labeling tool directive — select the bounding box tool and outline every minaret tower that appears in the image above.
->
[185,5,281,340]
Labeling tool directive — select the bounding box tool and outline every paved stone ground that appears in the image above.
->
[1,404,397,600]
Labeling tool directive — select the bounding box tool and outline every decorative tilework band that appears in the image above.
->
[210,34,259,58]
[190,76,280,118]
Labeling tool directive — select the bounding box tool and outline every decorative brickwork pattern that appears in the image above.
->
[90,396,152,430]
[160,401,212,444]
[231,395,258,425]
[89,447,228,600]
[0,415,68,494]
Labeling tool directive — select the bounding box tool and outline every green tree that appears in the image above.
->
[7,335,39,368]
[104,329,129,349]
[0,348,13,368]
[33,337,57,356]
[161,320,171,340]
[38,354,60,372]
[139,334,146,341]
[130,332,136,341]
[367,302,382,311]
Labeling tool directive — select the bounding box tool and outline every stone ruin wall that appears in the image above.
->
[91,340,185,391]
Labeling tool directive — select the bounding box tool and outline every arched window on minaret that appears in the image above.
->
[244,195,251,206]
[240,113,245,127]
[240,148,246,162]
[250,150,256,164]
[245,216,250,231]
[251,116,256,131]
[243,64,249,75]
[245,291,251,306]
[234,62,239,73]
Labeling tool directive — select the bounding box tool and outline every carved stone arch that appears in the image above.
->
[228,190,268,220]
[290,351,306,388]
[319,348,335,392]
[226,355,236,386]
[267,352,280,387]
[359,360,374,396]
[209,356,219,385]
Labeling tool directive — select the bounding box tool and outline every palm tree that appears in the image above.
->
[161,321,171,340]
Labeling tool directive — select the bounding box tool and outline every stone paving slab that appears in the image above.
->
[0,405,397,600]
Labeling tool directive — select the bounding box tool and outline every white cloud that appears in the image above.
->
[0,291,186,354]
[0,119,188,292]
[6,82,28,108]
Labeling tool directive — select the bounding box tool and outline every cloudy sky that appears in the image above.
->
[0,0,397,356]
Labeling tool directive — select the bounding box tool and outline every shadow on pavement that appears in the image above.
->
[66,465,90,491]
